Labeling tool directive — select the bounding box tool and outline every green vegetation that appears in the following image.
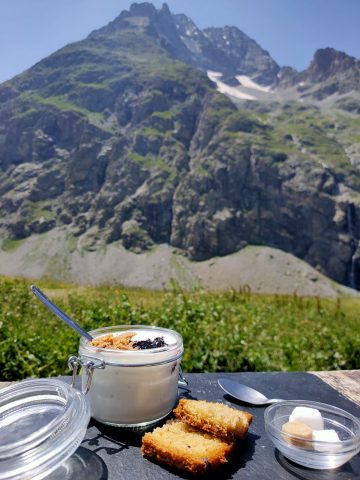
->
[19,92,87,115]
[0,278,359,381]
[1,239,26,253]
[207,92,236,119]
[26,201,55,222]
[129,152,174,175]
[194,165,212,177]
[139,126,165,138]
[152,109,176,120]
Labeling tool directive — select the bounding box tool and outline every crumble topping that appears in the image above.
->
[90,332,167,350]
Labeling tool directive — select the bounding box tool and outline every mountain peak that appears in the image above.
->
[127,2,171,18]
[307,47,358,82]
[161,3,171,15]
[128,2,158,17]
[203,25,279,85]
[88,2,279,86]
[277,46,359,99]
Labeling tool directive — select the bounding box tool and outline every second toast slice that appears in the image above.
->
[174,398,253,441]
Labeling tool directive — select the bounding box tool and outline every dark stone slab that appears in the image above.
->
[50,373,360,480]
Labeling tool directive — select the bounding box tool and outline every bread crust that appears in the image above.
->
[173,399,253,441]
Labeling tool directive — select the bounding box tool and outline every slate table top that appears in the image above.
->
[36,371,360,480]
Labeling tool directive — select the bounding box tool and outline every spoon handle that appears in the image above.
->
[31,285,93,341]
[267,399,284,404]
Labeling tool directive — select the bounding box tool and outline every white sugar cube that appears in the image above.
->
[312,429,341,452]
[289,406,324,430]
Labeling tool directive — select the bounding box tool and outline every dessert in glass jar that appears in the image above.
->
[69,325,184,427]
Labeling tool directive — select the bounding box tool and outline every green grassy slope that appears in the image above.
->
[0,277,359,380]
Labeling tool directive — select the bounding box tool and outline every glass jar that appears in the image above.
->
[69,325,185,427]
[0,378,90,480]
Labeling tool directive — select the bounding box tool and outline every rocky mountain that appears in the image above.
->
[90,3,280,86]
[278,47,360,103]
[0,2,359,291]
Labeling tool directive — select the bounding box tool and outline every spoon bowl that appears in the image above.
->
[218,378,283,405]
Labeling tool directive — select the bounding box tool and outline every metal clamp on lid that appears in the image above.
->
[178,364,188,386]
[68,355,105,395]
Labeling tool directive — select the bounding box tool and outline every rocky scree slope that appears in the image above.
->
[0,2,359,290]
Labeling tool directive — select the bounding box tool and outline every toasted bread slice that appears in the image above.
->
[141,419,234,475]
[173,399,253,441]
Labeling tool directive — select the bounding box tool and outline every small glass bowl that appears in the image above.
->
[264,400,360,469]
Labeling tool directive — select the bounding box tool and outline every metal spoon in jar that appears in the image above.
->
[218,378,283,405]
[31,285,93,341]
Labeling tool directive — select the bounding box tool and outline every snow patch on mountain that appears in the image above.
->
[236,75,273,93]
[207,71,256,100]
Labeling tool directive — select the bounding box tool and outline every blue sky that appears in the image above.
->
[1,0,359,84]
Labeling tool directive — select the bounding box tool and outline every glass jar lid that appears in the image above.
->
[0,378,90,480]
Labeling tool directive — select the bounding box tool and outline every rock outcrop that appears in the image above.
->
[278,48,360,101]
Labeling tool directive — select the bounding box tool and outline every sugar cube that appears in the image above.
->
[289,406,324,430]
[312,429,341,452]
[282,421,313,447]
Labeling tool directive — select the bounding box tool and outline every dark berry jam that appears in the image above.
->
[133,336,167,349]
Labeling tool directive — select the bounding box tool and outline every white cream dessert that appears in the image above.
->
[79,326,183,427]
